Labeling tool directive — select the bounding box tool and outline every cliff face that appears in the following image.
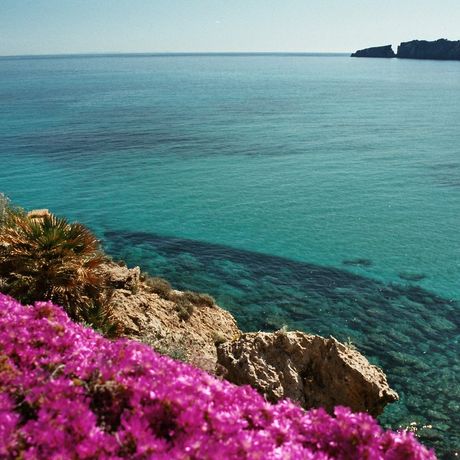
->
[351,45,395,58]
[397,39,460,60]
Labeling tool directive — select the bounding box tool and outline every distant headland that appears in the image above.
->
[352,39,460,61]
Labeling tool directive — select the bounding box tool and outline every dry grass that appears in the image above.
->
[143,276,172,299]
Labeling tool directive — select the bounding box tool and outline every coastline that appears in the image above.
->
[1,52,459,456]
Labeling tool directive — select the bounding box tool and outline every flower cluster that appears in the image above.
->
[0,293,435,459]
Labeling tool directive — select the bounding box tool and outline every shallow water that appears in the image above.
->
[0,54,459,457]
[104,230,459,457]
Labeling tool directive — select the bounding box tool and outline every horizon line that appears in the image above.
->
[0,51,350,60]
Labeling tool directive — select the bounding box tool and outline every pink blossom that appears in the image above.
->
[0,294,436,459]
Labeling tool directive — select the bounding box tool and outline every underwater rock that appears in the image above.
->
[217,330,398,416]
[351,45,396,58]
[342,258,373,267]
[398,272,427,282]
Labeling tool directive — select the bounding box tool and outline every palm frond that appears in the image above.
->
[0,210,107,321]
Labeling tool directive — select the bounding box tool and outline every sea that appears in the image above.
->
[0,53,458,457]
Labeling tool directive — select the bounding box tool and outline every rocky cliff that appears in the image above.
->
[351,45,395,58]
[397,39,460,60]
[352,39,460,61]
[100,263,398,415]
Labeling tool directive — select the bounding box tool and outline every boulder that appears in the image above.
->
[217,330,398,416]
[351,45,395,58]
[27,209,51,220]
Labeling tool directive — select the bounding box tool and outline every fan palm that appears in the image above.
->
[0,211,107,321]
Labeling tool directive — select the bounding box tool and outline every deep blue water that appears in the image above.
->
[0,54,458,457]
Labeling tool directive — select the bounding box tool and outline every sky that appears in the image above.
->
[1,0,460,56]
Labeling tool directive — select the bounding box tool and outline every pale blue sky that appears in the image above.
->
[1,0,459,56]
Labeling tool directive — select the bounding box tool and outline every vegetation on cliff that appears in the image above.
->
[0,207,106,318]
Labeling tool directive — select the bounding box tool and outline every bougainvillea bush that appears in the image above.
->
[0,294,435,459]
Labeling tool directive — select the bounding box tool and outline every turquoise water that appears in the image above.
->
[0,54,459,457]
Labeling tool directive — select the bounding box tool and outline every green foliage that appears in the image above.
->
[174,297,194,321]
[345,336,358,351]
[83,302,124,339]
[169,291,216,321]
[0,210,107,321]
[153,343,188,362]
[0,193,24,227]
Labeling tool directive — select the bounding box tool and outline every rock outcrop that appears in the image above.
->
[100,262,240,373]
[101,264,398,417]
[217,330,398,416]
[27,209,51,220]
[397,39,460,60]
[351,45,395,58]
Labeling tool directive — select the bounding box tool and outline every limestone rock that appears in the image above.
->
[217,330,398,416]
[351,45,395,58]
[100,263,240,373]
[95,262,398,415]
[27,209,51,220]
[99,262,141,291]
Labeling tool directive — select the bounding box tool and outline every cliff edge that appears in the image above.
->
[101,263,398,416]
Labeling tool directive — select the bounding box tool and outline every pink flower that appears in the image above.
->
[0,294,436,459]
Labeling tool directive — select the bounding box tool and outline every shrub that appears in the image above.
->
[152,342,188,362]
[0,211,106,321]
[174,296,194,321]
[144,276,172,299]
[212,331,228,346]
[0,294,436,460]
[181,290,216,308]
[83,302,125,339]
[0,193,23,227]
[170,290,216,321]
[142,276,215,321]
